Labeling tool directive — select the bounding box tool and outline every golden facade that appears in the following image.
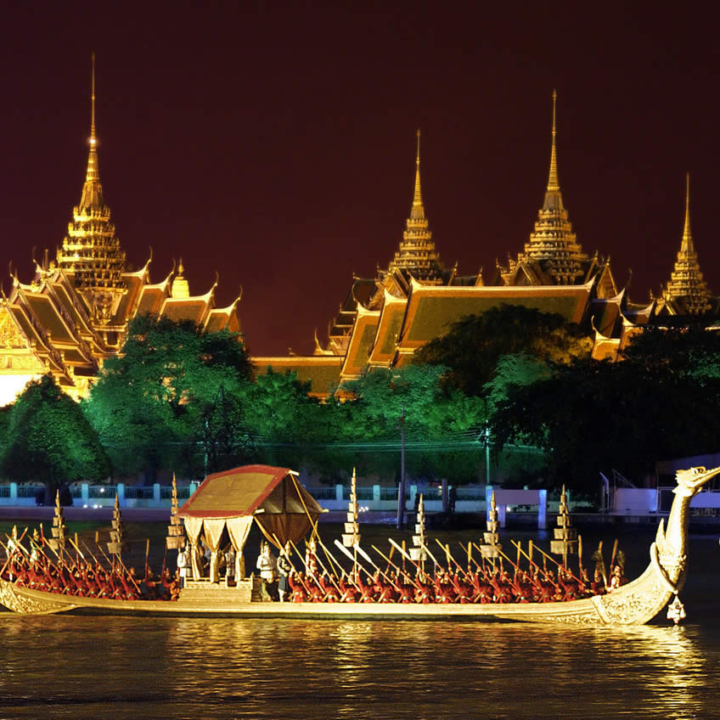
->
[0,59,240,405]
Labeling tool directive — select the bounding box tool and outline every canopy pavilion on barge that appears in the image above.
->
[177,465,324,599]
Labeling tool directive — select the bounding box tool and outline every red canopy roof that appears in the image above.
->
[177,464,323,520]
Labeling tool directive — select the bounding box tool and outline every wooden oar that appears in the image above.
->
[435,539,470,579]
[0,528,29,577]
[371,544,420,590]
[333,540,372,583]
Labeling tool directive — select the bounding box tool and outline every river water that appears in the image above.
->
[1,528,719,719]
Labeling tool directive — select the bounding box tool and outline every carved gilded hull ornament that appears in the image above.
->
[0,466,716,625]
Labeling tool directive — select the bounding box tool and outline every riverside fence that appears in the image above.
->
[0,482,568,521]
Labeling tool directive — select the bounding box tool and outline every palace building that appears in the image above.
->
[253,93,627,395]
[0,58,240,405]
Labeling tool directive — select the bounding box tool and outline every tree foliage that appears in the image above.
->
[491,326,720,495]
[414,304,592,396]
[0,375,110,502]
[84,315,253,479]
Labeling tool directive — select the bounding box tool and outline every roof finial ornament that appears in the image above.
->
[413,129,423,207]
[682,172,693,251]
[90,52,96,148]
[84,53,100,187]
[547,90,560,192]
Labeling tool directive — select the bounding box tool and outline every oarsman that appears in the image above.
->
[288,572,308,602]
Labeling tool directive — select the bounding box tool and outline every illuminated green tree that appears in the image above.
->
[84,315,252,480]
[0,375,110,503]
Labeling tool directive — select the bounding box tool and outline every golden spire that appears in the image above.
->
[663,173,712,314]
[410,129,424,220]
[56,54,126,321]
[547,90,560,193]
[385,130,443,283]
[681,172,693,252]
[501,90,589,286]
[85,53,100,187]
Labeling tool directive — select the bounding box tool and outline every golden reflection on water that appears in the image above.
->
[0,614,716,719]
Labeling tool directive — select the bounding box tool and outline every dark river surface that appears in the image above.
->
[1,526,719,719]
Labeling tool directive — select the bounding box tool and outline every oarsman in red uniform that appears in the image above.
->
[394,573,415,603]
[318,573,340,602]
[337,576,356,603]
[357,574,375,603]
[414,575,433,604]
[288,573,307,602]
[449,572,472,604]
[511,571,533,603]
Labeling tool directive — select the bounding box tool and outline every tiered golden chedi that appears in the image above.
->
[0,59,240,404]
[385,130,444,285]
[499,91,598,288]
[658,174,713,315]
[56,55,127,330]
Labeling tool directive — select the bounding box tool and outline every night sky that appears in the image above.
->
[1,2,718,355]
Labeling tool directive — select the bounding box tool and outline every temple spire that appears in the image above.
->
[85,53,100,186]
[384,130,443,283]
[547,90,559,192]
[410,129,425,220]
[682,172,693,252]
[57,54,126,326]
[662,173,712,315]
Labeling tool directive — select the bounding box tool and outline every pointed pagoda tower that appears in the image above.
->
[107,493,125,557]
[342,468,361,547]
[409,494,428,566]
[48,490,68,553]
[550,486,577,567]
[56,54,127,330]
[385,130,444,285]
[479,491,501,559]
[166,475,186,550]
[660,174,713,315]
[500,92,591,286]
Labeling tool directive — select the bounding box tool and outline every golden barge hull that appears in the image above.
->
[1,465,715,625]
[0,564,673,625]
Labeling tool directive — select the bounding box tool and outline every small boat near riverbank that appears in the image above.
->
[1,464,717,626]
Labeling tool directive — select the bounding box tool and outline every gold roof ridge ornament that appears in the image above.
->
[171,257,190,299]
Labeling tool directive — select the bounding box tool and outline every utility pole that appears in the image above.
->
[397,403,406,530]
[485,425,491,486]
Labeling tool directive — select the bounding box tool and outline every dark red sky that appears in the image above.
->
[1,2,718,355]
